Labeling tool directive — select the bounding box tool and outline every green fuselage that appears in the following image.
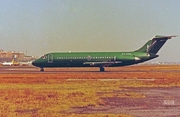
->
[32,51,158,68]
[32,35,175,71]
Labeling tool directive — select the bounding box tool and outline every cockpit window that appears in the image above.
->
[41,55,47,59]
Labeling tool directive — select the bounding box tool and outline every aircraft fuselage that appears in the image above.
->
[32,35,175,72]
[32,52,157,68]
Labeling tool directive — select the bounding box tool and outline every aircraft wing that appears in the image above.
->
[83,61,122,67]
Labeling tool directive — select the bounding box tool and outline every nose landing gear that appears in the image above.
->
[40,68,44,72]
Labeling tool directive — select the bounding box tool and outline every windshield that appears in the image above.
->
[41,55,47,59]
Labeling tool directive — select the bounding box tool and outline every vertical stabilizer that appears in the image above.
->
[12,59,15,64]
[135,35,176,54]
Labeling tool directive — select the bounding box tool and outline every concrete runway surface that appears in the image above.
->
[1,65,180,73]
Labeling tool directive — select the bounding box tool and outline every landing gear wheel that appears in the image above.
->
[100,67,105,72]
[40,68,44,72]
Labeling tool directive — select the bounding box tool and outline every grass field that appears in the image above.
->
[0,65,180,117]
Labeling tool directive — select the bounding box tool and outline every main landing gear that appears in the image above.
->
[99,67,105,72]
[40,68,44,72]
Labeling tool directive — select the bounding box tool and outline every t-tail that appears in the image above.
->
[135,35,176,54]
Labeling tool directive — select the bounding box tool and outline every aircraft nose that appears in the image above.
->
[32,60,37,66]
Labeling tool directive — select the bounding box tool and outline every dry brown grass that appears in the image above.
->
[0,65,180,116]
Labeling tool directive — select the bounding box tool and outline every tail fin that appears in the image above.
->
[12,59,15,64]
[135,35,176,54]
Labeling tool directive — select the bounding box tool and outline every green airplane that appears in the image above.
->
[32,35,176,72]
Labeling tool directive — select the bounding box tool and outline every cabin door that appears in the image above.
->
[48,54,53,63]
[114,56,116,61]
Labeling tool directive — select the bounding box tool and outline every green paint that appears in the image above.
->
[32,35,176,71]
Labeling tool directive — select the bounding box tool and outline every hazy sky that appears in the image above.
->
[0,0,180,62]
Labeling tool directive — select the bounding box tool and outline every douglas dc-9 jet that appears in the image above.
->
[32,35,176,72]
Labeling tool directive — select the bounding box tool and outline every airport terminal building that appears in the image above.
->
[0,49,36,62]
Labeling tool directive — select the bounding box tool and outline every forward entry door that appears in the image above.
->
[114,56,116,61]
[48,54,53,63]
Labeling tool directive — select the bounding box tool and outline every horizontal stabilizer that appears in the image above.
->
[152,35,177,39]
[135,35,177,54]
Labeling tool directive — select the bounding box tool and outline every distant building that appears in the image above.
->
[0,50,36,62]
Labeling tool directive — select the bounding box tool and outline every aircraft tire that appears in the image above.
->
[100,67,105,72]
[40,68,44,72]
